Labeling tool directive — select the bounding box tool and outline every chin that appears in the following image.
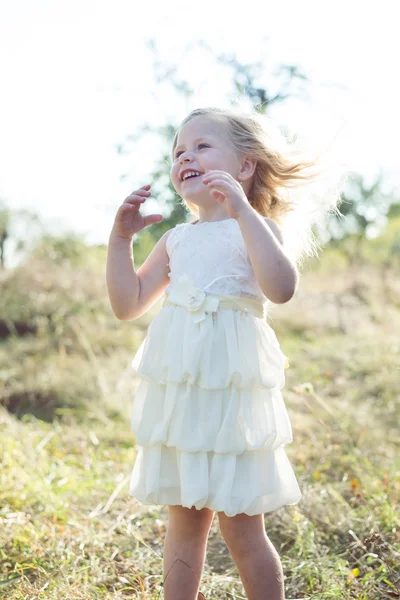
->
[181,192,209,204]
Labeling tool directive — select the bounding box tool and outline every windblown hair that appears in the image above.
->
[171,106,345,268]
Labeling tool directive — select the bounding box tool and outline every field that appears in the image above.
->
[1,234,399,599]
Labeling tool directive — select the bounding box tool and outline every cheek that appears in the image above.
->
[170,165,180,188]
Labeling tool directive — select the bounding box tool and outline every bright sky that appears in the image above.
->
[0,0,398,257]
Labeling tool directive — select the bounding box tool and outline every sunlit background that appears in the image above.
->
[1,0,399,264]
[1,3,400,598]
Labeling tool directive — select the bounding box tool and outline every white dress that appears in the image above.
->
[129,218,302,517]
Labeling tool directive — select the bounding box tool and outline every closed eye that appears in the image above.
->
[174,143,210,159]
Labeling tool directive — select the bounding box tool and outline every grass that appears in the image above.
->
[0,245,399,599]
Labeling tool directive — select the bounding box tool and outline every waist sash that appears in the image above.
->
[163,288,266,323]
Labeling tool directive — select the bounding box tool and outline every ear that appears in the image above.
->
[238,157,257,182]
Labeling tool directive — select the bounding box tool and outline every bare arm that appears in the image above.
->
[236,207,299,303]
[106,228,172,320]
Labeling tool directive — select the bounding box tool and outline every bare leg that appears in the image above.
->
[163,505,214,600]
[218,512,285,600]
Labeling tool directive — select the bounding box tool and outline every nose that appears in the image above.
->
[179,151,194,165]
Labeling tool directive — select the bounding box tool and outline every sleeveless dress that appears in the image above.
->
[129,218,302,517]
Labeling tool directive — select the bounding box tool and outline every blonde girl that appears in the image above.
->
[106,107,341,600]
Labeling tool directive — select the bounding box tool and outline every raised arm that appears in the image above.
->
[106,230,171,320]
[106,184,171,320]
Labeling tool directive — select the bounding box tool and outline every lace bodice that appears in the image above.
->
[165,218,269,304]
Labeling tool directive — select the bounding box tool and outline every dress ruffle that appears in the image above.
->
[132,304,287,390]
[130,445,301,518]
[131,378,292,454]
[129,303,302,516]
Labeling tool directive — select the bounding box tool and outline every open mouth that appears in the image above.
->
[181,171,203,182]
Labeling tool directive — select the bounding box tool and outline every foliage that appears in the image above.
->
[31,233,90,267]
[0,199,11,269]
[117,43,400,262]
[1,36,399,600]
[1,246,399,599]
[327,171,397,237]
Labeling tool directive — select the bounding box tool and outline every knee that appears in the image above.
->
[168,505,214,540]
[218,512,266,559]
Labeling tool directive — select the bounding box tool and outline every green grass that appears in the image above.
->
[1,246,399,599]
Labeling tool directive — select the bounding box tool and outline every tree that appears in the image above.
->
[0,199,43,269]
[0,199,11,269]
[326,172,397,264]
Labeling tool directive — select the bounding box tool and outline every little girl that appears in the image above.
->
[106,107,341,600]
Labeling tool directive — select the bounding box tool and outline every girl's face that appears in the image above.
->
[170,116,243,203]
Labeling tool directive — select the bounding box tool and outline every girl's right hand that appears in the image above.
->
[112,185,163,240]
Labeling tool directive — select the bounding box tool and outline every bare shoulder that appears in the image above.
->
[263,217,284,245]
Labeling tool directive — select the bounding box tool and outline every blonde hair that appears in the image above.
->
[171,106,345,268]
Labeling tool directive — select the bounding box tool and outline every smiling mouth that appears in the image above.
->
[181,172,203,182]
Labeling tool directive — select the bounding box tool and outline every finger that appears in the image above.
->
[203,176,232,186]
[206,179,230,189]
[120,202,139,211]
[143,214,164,227]
[209,188,224,197]
[124,195,147,205]
[209,189,226,203]
[130,188,151,197]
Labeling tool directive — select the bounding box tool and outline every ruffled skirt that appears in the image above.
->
[129,302,302,517]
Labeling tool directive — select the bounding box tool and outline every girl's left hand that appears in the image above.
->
[202,170,251,219]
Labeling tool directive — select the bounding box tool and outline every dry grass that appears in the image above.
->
[1,246,399,599]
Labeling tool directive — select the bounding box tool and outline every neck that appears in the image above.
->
[196,206,232,223]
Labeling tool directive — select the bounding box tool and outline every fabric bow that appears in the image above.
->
[166,273,220,324]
